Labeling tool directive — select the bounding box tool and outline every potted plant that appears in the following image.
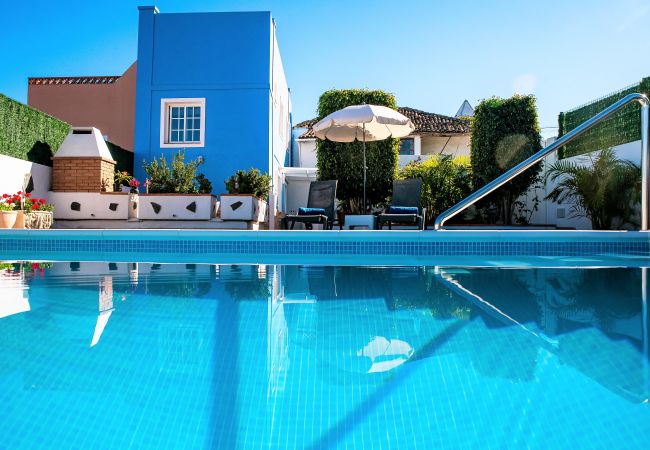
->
[0,193,18,229]
[140,151,216,220]
[129,178,141,194]
[114,171,132,192]
[22,195,54,229]
[221,168,271,222]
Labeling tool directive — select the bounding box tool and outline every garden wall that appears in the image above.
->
[524,140,642,229]
[0,154,52,201]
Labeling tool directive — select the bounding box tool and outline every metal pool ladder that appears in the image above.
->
[434,93,650,230]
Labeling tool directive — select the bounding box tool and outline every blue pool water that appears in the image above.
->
[0,261,649,449]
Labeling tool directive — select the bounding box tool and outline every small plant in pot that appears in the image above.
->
[129,178,141,194]
[221,168,271,222]
[139,151,216,220]
[114,171,132,192]
[1,192,54,229]
[0,193,18,229]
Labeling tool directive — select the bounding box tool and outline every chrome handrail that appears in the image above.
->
[434,93,650,230]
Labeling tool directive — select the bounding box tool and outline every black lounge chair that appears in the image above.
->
[282,180,338,230]
[377,179,425,230]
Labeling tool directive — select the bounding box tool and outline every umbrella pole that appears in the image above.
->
[363,124,367,213]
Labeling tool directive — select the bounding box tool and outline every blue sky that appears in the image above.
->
[2,0,649,137]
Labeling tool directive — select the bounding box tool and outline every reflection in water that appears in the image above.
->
[0,261,649,449]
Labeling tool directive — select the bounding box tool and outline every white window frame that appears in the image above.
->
[160,98,206,148]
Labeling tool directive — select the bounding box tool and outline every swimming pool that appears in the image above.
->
[1,259,649,449]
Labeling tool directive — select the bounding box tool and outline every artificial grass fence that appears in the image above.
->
[0,93,69,166]
[558,76,650,159]
[0,93,133,173]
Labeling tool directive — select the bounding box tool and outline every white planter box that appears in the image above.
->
[139,194,217,220]
[51,192,129,220]
[220,195,267,222]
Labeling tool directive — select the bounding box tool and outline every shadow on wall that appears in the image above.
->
[26,141,54,167]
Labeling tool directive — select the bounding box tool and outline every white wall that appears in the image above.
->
[0,155,52,200]
[296,139,317,168]
[420,135,470,158]
[524,139,642,229]
[50,192,129,220]
[296,135,471,170]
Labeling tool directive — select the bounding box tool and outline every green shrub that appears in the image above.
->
[398,155,472,224]
[471,95,542,224]
[225,168,271,199]
[545,148,640,230]
[143,150,212,194]
[316,89,399,213]
[0,94,70,166]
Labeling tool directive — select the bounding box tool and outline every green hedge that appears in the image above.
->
[316,89,399,213]
[0,94,70,166]
[106,141,134,174]
[471,95,542,224]
[558,77,650,158]
[398,155,472,224]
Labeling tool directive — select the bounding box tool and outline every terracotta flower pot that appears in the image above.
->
[0,211,18,229]
[13,210,25,229]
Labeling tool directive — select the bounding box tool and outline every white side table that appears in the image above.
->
[342,214,376,230]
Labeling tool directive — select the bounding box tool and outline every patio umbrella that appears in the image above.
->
[312,104,414,212]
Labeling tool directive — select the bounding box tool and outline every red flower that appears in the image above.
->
[17,191,22,195]
[25,192,31,197]
[2,194,7,199]
[31,263,39,270]
[40,198,46,204]
[32,203,40,210]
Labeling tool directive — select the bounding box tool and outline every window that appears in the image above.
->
[160,98,205,148]
[399,138,415,155]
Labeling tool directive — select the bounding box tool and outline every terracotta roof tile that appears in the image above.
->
[294,107,470,139]
[28,76,121,85]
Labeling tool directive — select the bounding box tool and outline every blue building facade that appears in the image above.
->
[134,6,291,209]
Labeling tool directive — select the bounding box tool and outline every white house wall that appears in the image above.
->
[270,22,291,227]
[0,155,52,200]
[420,135,470,158]
[297,139,317,167]
[524,139,642,229]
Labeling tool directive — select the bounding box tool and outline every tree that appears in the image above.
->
[471,95,542,224]
[316,89,399,213]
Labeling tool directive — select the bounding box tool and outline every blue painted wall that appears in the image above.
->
[134,6,289,195]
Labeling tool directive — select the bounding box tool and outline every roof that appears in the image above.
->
[294,107,470,139]
[28,76,121,85]
[455,100,474,117]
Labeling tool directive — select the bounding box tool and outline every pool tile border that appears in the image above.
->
[0,230,649,257]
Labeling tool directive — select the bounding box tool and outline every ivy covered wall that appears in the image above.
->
[0,93,70,166]
[558,77,650,158]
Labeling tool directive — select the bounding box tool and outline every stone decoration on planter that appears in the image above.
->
[222,168,271,222]
[138,194,218,220]
[24,211,54,229]
[50,192,128,220]
[220,194,267,222]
